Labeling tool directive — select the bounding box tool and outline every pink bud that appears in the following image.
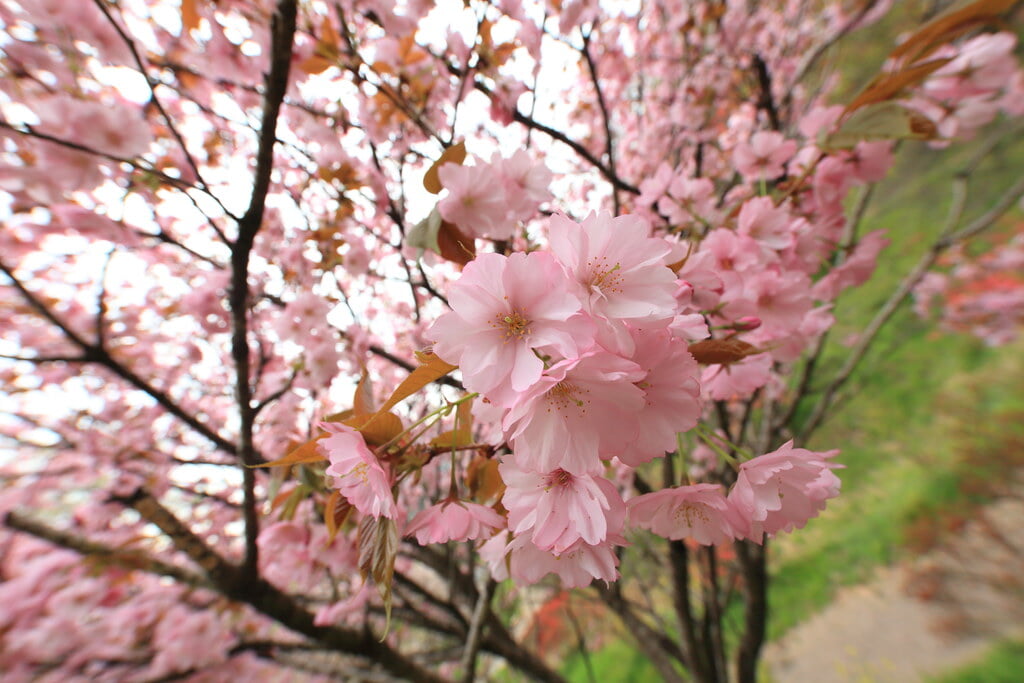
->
[735,316,762,331]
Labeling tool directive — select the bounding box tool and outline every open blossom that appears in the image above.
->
[548,211,678,328]
[500,458,625,553]
[493,149,553,222]
[728,441,841,542]
[628,484,736,545]
[733,131,797,180]
[737,196,795,251]
[729,269,813,334]
[618,328,702,466]
[502,351,646,475]
[405,500,505,544]
[427,251,588,404]
[437,163,511,240]
[320,423,396,519]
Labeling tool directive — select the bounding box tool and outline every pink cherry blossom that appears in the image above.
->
[733,131,797,180]
[320,422,397,519]
[548,211,678,327]
[493,149,553,222]
[618,328,702,466]
[405,499,505,544]
[500,458,625,553]
[505,533,622,588]
[628,483,736,544]
[427,251,587,404]
[437,162,513,240]
[728,440,841,542]
[737,196,795,251]
[502,350,646,475]
[812,230,889,301]
[701,352,773,401]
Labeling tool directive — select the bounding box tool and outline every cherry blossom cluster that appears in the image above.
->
[909,32,1024,142]
[341,210,834,587]
[437,149,554,241]
[3,0,1024,675]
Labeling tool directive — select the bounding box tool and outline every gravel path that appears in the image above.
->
[764,492,1024,682]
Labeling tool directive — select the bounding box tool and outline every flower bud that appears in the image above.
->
[734,316,762,331]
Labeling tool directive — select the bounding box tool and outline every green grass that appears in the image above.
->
[563,638,659,682]
[929,639,1024,683]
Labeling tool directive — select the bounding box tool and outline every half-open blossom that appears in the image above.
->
[405,499,505,545]
[728,440,841,542]
[504,533,622,588]
[320,423,396,519]
[500,458,625,553]
[811,230,889,301]
[427,251,588,404]
[628,484,736,545]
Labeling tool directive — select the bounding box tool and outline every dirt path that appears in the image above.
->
[764,492,1024,682]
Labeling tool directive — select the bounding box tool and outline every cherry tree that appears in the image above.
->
[1,0,1022,681]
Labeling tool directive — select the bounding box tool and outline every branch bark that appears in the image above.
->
[229,0,298,583]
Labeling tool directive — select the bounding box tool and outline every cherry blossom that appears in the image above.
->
[728,441,842,541]
[320,423,397,519]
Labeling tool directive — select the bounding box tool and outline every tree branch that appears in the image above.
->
[581,29,621,214]
[735,540,767,683]
[0,258,245,459]
[112,488,445,683]
[4,510,210,590]
[799,172,1024,441]
[229,0,298,583]
[460,576,495,682]
[596,584,686,683]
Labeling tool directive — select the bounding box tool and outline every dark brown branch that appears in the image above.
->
[735,540,767,683]
[752,54,781,132]
[580,29,621,214]
[0,121,204,201]
[229,0,298,584]
[596,584,686,683]
[113,488,445,683]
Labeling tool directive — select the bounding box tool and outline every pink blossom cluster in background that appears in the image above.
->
[915,232,1024,346]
